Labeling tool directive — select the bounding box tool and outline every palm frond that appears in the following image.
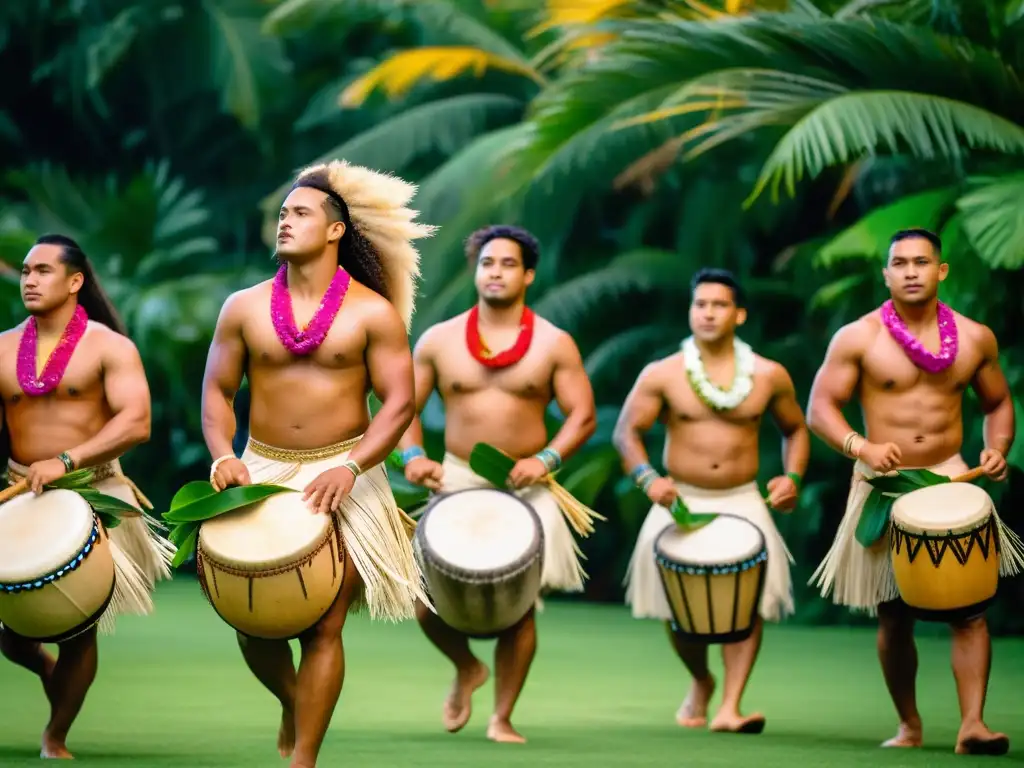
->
[749,92,1024,204]
[341,47,544,106]
[955,172,1024,269]
[526,0,636,37]
[584,324,684,386]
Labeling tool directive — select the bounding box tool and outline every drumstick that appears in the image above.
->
[855,466,987,485]
[0,478,29,503]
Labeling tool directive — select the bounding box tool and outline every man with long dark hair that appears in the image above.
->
[0,234,174,758]
[202,160,435,768]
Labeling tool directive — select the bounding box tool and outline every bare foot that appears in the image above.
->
[40,732,73,759]
[956,723,1009,756]
[881,722,923,748]
[487,716,526,744]
[278,707,296,758]
[710,711,766,735]
[442,660,489,733]
[676,675,716,728]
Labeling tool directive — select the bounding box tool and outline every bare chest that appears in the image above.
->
[436,343,555,400]
[0,337,104,404]
[663,368,771,425]
[244,309,366,371]
[862,333,978,394]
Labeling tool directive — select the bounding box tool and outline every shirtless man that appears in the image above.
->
[201,161,434,768]
[0,234,173,759]
[614,267,808,735]
[807,228,1018,756]
[396,224,598,744]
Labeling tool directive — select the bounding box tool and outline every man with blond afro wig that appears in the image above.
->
[201,160,436,767]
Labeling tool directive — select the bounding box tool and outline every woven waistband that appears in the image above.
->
[245,435,361,463]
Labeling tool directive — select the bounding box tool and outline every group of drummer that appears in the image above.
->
[0,162,1018,766]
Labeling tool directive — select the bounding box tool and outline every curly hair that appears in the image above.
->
[289,170,390,302]
[464,225,540,271]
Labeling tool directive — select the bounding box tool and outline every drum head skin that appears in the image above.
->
[655,513,765,567]
[0,489,95,583]
[892,482,993,535]
[419,488,540,572]
[199,491,332,570]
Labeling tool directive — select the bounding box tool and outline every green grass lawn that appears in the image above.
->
[2,579,1022,767]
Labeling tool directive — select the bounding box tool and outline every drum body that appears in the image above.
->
[890,482,999,622]
[655,513,767,644]
[0,489,115,642]
[196,490,344,640]
[413,488,543,638]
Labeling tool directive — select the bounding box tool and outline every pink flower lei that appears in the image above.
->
[17,304,90,396]
[880,299,958,374]
[270,264,351,356]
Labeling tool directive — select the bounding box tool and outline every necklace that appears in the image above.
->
[270,264,351,356]
[466,305,534,368]
[682,335,755,411]
[880,299,957,374]
[17,305,89,396]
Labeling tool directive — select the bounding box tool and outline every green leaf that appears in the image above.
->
[669,497,718,530]
[955,173,1024,269]
[47,469,98,489]
[162,483,294,523]
[468,443,516,488]
[170,480,219,511]
[855,487,894,547]
[865,474,926,494]
[171,525,200,569]
[895,468,952,487]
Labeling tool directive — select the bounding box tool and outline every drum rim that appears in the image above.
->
[0,515,105,590]
[890,512,995,538]
[415,487,544,580]
[197,517,338,576]
[653,513,767,573]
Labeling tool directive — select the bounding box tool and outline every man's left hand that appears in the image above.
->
[303,466,357,514]
[26,458,70,495]
[508,457,549,489]
[979,448,1008,482]
[766,475,799,512]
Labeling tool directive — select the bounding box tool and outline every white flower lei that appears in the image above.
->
[681,335,756,411]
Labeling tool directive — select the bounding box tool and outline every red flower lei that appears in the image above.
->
[465,305,535,368]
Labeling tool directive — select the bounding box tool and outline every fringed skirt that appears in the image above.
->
[6,458,176,635]
[624,479,796,624]
[240,436,430,622]
[809,453,1024,615]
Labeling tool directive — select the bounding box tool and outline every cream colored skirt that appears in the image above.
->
[439,453,587,594]
[624,479,795,624]
[240,437,431,622]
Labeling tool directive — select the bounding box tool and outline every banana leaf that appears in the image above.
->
[45,469,149,530]
[854,487,896,547]
[469,442,518,487]
[162,481,294,568]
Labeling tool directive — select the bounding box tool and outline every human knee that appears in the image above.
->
[951,613,987,636]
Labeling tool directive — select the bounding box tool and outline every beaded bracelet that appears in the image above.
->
[400,446,426,466]
[209,454,236,483]
[630,463,660,492]
[535,447,562,473]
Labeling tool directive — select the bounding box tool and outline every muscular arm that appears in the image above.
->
[612,363,664,473]
[971,326,1015,457]
[767,363,810,478]
[546,333,597,462]
[66,335,151,469]
[201,294,247,461]
[806,323,866,454]
[347,302,416,470]
[396,329,438,453]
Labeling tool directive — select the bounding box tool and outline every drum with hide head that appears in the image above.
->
[196,490,344,640]
[413,487,543,638]
[655,513,767,643]
[0,488,116,642]
[890,482,1000,622]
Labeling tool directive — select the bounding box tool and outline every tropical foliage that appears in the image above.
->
[1,0,1022,631]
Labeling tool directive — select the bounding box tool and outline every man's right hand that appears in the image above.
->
[859,441,902,473]
[405,457,443,491]
[212,458,252,491]
[646,476,678,508]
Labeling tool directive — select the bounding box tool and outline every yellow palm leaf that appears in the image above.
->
[528,0,634,37]
[340,47,543,108]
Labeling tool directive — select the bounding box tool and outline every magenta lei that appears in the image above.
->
[270,264,351,355]
[17,305,89,396]
[880,299,958,373]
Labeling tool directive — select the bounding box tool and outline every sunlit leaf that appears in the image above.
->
[955,173,1024,269]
